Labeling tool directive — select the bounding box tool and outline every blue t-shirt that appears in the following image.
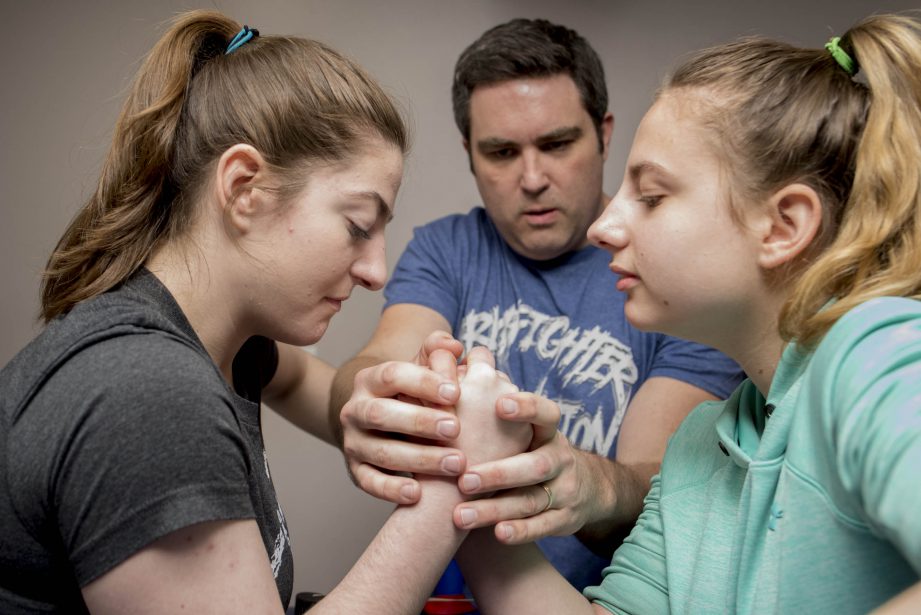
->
[385,208,744,589]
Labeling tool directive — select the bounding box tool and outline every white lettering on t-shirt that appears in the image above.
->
[459,302,637,457]
[271,505,289,578]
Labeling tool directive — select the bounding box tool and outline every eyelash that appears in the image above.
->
[638,195,663,208]
[487,148,516,160]
[541,140,571,152]
[348,222,372,241]
[486,140,573,160]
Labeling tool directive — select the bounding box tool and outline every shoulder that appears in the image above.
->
[410,207,496,239]
[818,297,921,352]
[810,297,921,393]
[75,329,218,393]
[18,331,233,449]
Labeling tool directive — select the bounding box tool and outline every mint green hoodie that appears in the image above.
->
[586,297,921,613]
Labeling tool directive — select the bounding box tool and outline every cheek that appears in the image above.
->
[636,223,716,296]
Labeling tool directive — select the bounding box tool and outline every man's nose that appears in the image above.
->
[520,150,549,195]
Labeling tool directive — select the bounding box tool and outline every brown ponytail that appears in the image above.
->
[41,10,407,322]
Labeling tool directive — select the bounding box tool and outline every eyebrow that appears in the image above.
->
[628,161,672,184]
[346,190,394,223]
[476,125,584,151]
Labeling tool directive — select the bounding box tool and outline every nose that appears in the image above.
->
[352,238,387,291]
[520,149,549,195]
[587,194,629,253]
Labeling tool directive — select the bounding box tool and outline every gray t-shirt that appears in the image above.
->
[0,270,293,613]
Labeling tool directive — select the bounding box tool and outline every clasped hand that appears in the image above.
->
[338,332,601,545]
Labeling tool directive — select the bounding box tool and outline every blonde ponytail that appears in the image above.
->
[780,14,921,345]
[662,13,921,347]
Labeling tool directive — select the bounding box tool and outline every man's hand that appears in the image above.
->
[338,332,466,505]
[451,393,647,548]
[450,376,715,550]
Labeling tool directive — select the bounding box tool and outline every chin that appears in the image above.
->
[624,302,670,335]
[281,319,330,347]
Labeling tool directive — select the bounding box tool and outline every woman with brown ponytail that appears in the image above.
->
[0,9,518,614]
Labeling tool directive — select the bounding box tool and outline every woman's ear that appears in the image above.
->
[757,183,823,269]
[214,144,269,235]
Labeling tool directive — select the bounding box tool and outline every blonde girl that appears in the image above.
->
[451,12,921,614]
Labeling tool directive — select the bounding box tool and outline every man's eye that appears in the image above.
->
[487,148,516,160]
[541,140,571,152]
[638,195,663,208]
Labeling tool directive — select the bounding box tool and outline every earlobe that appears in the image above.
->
[757,183,823,269]
[215,144,268,234]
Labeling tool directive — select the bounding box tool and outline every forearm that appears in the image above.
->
[871,581,921,614]
[575,454,658,555]
[457,529,595,615]
[318,477,468,614]
[329,354,385,446]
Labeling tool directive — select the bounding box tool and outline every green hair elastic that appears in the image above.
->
[825,36,857,76]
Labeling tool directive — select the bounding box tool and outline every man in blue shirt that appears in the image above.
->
[329,18,742,589]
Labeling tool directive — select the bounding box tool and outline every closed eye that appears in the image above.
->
[348,222,372,241]
[638,195,664,208]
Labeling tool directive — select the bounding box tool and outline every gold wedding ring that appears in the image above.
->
[540,483,554,513]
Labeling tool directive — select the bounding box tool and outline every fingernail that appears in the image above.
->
[439,383,458,401]
[441,455,462,474]
[459,508,477,527]
[500,398,518,416]
[436,419,458,438]
[400,484,417,501]
[498,523,513,541]
[460,474,481,492]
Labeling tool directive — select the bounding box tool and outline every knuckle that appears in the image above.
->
[524,489,544,515]
[517,393,538,416]
[514,521,538,543]
[473,502,498,524]
[379,361,399,386]
[342,440,359,459]
[364,399,388,429]
[486,465,509,486]
[531,451,555,478]
[340,400,356,423]
[355,467,377,494]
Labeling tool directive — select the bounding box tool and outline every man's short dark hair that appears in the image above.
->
[452,18,608,148]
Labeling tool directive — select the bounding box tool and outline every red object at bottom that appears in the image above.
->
[423,594,478,614]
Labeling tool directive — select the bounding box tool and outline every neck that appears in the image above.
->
[720,291,789,398]
[146,242,249,382]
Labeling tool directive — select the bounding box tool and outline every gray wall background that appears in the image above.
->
[2,0,916,596]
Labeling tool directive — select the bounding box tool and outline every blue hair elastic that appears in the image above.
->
[225,25,259,54]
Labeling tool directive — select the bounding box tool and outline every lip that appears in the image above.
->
[608,264,639,292]
[325,297,347,312]
[522,207,559,226]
